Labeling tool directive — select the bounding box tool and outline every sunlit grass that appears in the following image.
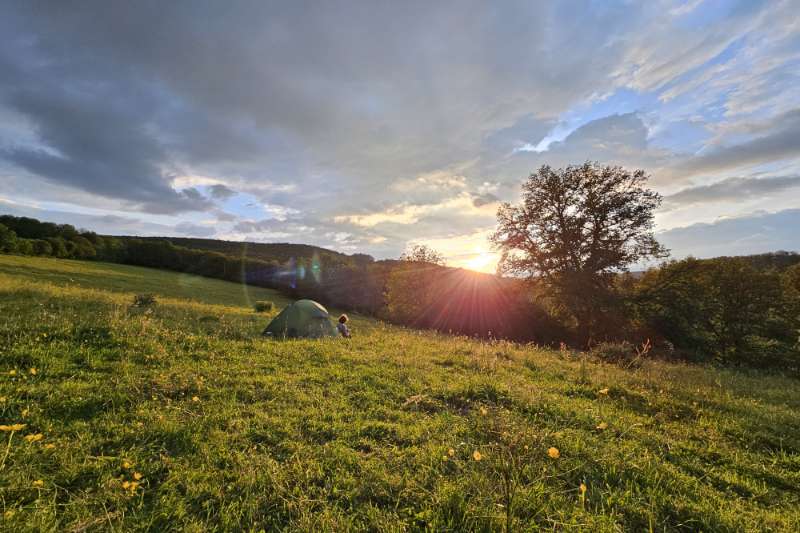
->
[0,255,798,530]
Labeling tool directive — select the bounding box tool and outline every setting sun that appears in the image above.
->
[464,251,497,273]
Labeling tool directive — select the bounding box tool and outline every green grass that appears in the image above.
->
[0,255,798,531]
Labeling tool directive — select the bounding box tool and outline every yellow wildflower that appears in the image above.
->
[0,396,6,403]
[447,448,455,457]
[8,370,16,376]
[24,433,43,443]
[127,481,139,491]
[547,447,560,459]
[29,368,37,376]
[21,408,29,418]
[3,510,15,519]
[580,483,587,494]
[122,460,132,469]
[479,406,488,416]
[596,422,608,430]
[44,443,56,450]
[133,472,142,480]
[32,480,44,488]
[121,481,130,489]
[191,396,200,402]
[598,388,609,395]
[472,450,482,461]
[0,424,25,432]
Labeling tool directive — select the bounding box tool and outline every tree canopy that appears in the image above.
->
[492,162,668,334]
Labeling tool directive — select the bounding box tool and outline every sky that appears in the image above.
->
[1,0,799,272]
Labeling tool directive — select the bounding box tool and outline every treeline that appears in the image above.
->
[0,214,562,343]
[625,256,800,369]
[1,214,798,370]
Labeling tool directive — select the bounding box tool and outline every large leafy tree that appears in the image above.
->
[492,162,668,336]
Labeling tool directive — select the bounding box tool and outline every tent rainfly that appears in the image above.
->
[262,299,338,339]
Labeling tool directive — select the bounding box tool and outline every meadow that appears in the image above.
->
[0,255,798,531]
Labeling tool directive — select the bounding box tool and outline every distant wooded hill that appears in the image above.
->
[117,236,373,268]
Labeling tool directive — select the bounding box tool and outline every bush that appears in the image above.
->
[132,293,157,307]
[253,300,274,313]
[591,339,652,368]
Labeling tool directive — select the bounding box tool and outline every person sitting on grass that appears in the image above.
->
[337,314,351,338]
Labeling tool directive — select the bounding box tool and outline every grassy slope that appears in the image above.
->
[0,255,798,532]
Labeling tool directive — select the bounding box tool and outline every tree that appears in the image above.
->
[492,162,668,337]
[399,244,446,265]
[0,223,18,253]
[46,237,69,258]
[70,236,96,259]
[32,239,53,256]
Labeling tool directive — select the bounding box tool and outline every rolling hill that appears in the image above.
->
[0,254,798,530]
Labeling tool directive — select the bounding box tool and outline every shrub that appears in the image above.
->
[591,341,634,363]
[132,293,157,307]
[253,300,274,313]
[591,339,652,368]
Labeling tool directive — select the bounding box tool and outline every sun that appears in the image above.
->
[464,251,496,273]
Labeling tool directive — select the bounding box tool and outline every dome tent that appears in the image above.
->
[262,299,338,339]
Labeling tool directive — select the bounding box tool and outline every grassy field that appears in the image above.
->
[0,255,798,531]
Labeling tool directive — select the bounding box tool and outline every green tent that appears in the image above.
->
[262,299,338,339]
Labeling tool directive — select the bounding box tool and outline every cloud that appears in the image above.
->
[0,199,203,237]
[658,209,800,258]
[471,193,500,207]
[174,222,216,237]
[664,175,800,208]
[0,1,798,262]
[208,184,237,200]
[677,109,800,177]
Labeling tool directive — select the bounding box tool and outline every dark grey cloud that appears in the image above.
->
[0,1,641,215]
[472,193,500,207]
[208,184,237,201]
[482,113,669,190]
[664,175,800,208]
[0,201,194,237]
[658,209,800,259]
[677,109,800,177]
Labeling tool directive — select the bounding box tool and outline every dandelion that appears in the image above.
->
[133,472,142,480]
[21,409,29,418]
[121,481,130,489]
[447,448,455,457]
[0,396,6,403]
[192,396,200,402]
[0,424,25,432]
[122,461,132,469]
[32,480,44,488]
[24,433,43,443]
[479,406,488,416]
[598,388,609,395]
[8,370,16,376]
[596,422,608,430]
[580,483,587,494]
[3,510,15,519]
[547,447,560,459]
[473,450,482,461]
[44,443,56,450]
[29,368,37,376]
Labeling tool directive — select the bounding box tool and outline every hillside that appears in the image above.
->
[123,236,368,267]
[0,255,798,530]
